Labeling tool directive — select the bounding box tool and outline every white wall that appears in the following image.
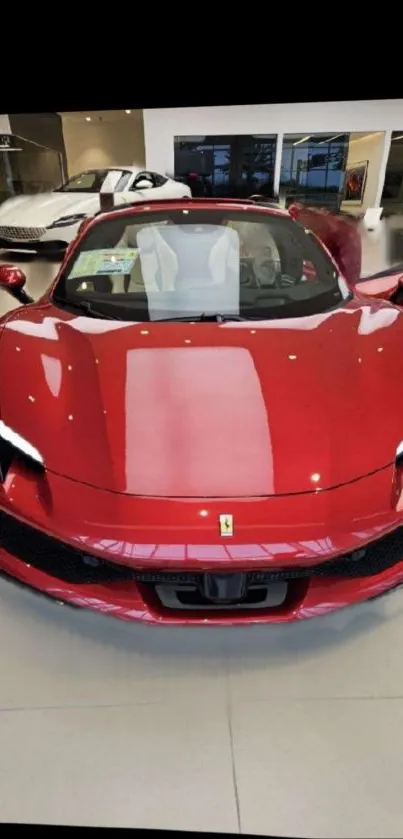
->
[61,112,145,177]
[143,99,403,180]
[0,115,11,134]
[341,132,387,215]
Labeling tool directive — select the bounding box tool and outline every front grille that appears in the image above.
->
[0,510,402,586]
[0,226,46,242]
[155,580,288,611]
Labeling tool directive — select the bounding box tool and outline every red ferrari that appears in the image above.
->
[288,202,362,285]
[0,196,403,626]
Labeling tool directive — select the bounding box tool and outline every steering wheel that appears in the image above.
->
[133,171,157,189]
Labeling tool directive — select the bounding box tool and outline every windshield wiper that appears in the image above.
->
[54,297,122,321]
[153,313,252,323]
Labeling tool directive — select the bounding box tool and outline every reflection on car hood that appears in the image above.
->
[1,297,403,498]
[0,193,100,227]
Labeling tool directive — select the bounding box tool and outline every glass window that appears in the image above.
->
[381,132,403,213]
[174,135,277,198]
[0,135,64,198]
[280,134,349,210]
[115,171,133,191]
[57,170,109,193]
[153,172,168,187]
[53,207,349,323]
[126,171,168,192]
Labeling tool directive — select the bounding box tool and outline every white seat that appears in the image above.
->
[108,223,241,304]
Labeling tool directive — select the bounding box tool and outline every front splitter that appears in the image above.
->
[1,545,403,626]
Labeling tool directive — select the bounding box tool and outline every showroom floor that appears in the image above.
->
[0,228,403,838]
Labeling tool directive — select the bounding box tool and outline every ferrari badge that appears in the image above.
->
[219,514,234,537]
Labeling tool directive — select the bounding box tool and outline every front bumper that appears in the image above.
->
[1,513,403,625]
[1,460,403,625]
[0,222,79,253]
[0,239,67,255]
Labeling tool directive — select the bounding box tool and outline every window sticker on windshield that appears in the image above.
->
[68,249,140,279]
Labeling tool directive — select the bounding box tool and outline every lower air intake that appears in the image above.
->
[0,511,403,591]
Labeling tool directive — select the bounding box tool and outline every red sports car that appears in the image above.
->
[288,202,362,285]
[0,196,402,626]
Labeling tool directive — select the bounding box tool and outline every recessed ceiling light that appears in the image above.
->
[125,109,132,114]
[85,116,91,122]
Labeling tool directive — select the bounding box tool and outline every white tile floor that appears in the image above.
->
[0,236,403,837]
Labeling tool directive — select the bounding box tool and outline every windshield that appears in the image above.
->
[53,208,351,322]
[56,170,110,193]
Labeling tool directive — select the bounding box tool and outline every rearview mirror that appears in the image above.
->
[0,264,33,304]
[355,273,403,302]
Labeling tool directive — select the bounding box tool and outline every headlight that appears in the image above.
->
[0,420,44,466]
[397,441,403,461]
[48,213,87,229]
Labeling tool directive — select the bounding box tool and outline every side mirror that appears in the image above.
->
[355,273,403,302]
[288,203,301,220]
[133,178,153,190]
[0,264,33,304]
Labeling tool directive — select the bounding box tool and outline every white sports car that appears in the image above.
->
[0,167,191,256]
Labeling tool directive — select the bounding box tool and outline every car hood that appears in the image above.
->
[1,298,403,498]
[0,193,99,227]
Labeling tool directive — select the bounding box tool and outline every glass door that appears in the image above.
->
[174,135,277,198]
[280,134,349,210]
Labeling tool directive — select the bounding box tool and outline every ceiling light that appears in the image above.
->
[85,116,91,122]
[293,135,311,146]
[125,109,132,115]
[392,134,403,141]
[318,133,344,145]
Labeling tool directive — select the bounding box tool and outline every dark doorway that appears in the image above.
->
[381,132,403,216]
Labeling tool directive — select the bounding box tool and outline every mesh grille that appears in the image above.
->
[0,226,46,241]
[0,510,402,586]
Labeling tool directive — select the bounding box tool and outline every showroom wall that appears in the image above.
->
[61,110,146,177]
[143,100,403,205]
[341,132,387,215]
[0,115,10,134]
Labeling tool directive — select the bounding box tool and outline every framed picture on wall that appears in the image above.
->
[343,160,368,204]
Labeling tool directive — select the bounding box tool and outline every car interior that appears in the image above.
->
[66,216,337,319]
